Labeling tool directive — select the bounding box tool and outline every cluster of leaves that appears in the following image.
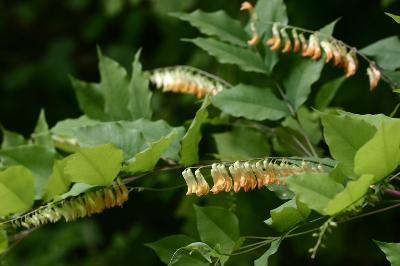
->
[1,0,400,265]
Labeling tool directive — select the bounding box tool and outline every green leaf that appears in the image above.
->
[194,205,240,253]
[265,198,310,232]
[361,36,400,70]
[70,76,106,120]
[254,238,282,266]
[58,183,96,200]
[73,122,144,160]
[98,48,131,120]
[51,116,99,139]
[354,121,400,182]
[122,119,185,161]
[124,131,176,173]
[252,0,288,72]
[180,96,211,166]
[325,174,374,215]
[321,112,377,178]
[314,76,346,110]
[43,158,72,201]
[0,165,35,215]
[0,127,26,149]
[32,109,53,148]
[0,229,7,254]
[275,127,315,157]
[385,12,400,24]
[127,50,152,120]
[279,19,338,110]
[187,38,268,74]
[169,242,217,265]
[282,107,321,145]
[286,173,344,215]
[65,144,123,186]
[374,240,400,266]
[337,111,399,128]
[212,84,290,121]
[212,127,271,161]
[171,10,249,46]
[0,145,57,198]
[146,235,207,266]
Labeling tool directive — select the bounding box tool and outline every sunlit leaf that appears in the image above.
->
[354,121,400,182]
[286,173,344,214]
[65,144,123,186]
[325,174,374,215]
[124,131,176,173]
[385,12,400,24]
[43,158,72,201]
[321,112,376,178]
[0,165,35,215]
[0,230,7,254]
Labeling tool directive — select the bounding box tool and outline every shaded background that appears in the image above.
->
[1,0,400,265]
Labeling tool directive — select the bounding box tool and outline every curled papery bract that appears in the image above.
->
[10,180,129,229]
[149,66,226,98]
[280,28,292,53]
[292,29,300,53]
[332,43,343,66]
[320,41,334,63]
[240,1,253,11]
[247,33,259,46]
[311,35,321,60]
[269,24,282,51]
[181,159,326,197]
[345,51,358,78]
[182,169,198,195]
[367,65,381,91]
[299,33,309,56]
[194,169,209,196]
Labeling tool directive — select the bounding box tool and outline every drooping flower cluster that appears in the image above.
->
[8,179,129,229]
[267,24,359,77]
[264,23,382,91]
[149,66,228,98]
[182,159,324,196]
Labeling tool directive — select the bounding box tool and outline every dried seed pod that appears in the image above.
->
[320,41,334,63]
[367,65,381,91]
[280,28,292,53]
[292,29,301,53]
